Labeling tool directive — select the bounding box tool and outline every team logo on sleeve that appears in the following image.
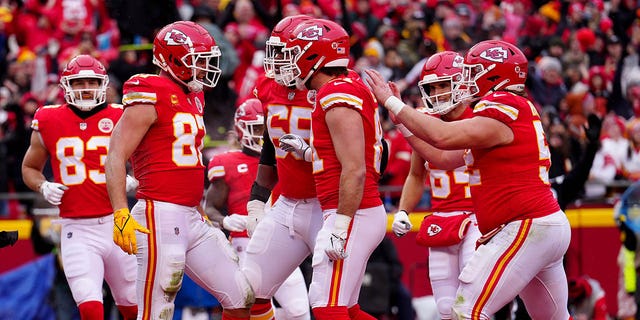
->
[479,47,508,63]
[98,118,114,133]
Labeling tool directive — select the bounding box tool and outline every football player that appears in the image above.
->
[277,18,387,320]
[105,21,253,320]
[241,14,317,320]
[390,51,482,320]
[365,40,571,319]
[205,97,311,319]
[22,55,138,319]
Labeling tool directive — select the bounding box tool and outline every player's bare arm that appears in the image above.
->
[326,106,365,218]
[404,134,465,170]
[22,131,51,191]
[365,69,514,150]
[398,152,428,212]
[205,179,230,228]
[106,104,157,210]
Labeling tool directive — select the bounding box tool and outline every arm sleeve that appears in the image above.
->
[259,128,276,167]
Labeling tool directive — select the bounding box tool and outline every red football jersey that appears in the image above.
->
[32,103,122,218]
[207,150,258,238]
[466,92,560,234]
[311,75,384,210]
[122,74,206,207]
[428,107,474,213]
[253,75,317,199]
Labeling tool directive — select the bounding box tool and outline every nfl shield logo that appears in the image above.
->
[79,122,87,130]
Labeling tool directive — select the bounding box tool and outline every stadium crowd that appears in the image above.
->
[1,0,640,216]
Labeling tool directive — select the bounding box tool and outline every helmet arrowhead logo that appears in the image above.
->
[480,47,508,63]
[297,25,323,41]
[165,29,193,46]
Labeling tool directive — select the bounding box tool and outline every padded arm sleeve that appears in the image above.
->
[259,129,276,167]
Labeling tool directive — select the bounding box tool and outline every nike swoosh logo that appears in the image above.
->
[493,93,506,97]
[130,80,140,85]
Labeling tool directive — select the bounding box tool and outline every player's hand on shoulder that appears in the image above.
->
[39,181,68,205]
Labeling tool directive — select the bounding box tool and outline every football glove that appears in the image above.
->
[324,214,352,261]
[113,208,150,255]
[392,210,412,237]
[125,175,139,192]
[246,199,266,237]
[40,181,68,205]
[279,134,312,162]
[223,214,248,232]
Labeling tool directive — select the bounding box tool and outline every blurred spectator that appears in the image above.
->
[551,113,603,211]
[623,119,640,181]
[529,56,567,113]
[441,14,472,52]
[236,50,263,104]
[568,275,610,320]
[380,128,412,209]
[347,0,381,40]
[564,64,589,95]
[589,114,629,197]
[191,5,238,82]
[224,0,268,97]
[105,0,180,45]
[191,4,240,138]
[356,39,392,82]
[107,49,154,93]
[587,65,611,117]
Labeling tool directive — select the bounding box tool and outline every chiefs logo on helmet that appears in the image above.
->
[427,223,442,236]
[164,29,192,46]
[452,55,464,68]
[480,47,508,63]
[297,25,323,41]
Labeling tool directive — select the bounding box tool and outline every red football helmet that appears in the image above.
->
[60,55,109,111]
[279,18,350,89]
[455,40,528,100]
[153,21,222,92]
[418,51,465,115]
[235,98,265,153]
[264,14,312,83]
